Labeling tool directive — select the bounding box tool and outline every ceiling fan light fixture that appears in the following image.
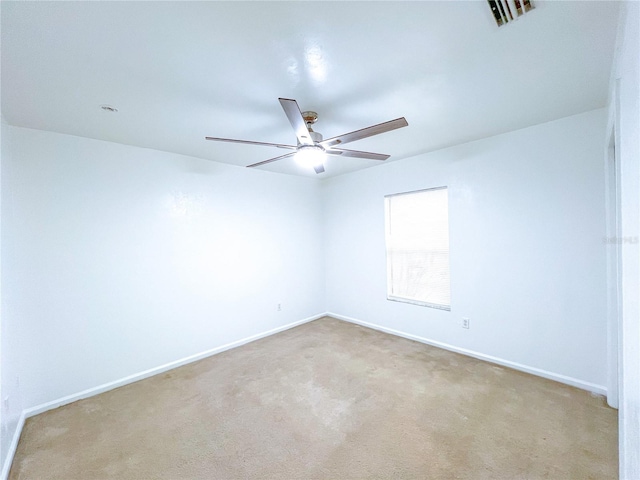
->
[295,144,325,168]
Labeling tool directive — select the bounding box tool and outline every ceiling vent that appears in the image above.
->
[488,0,534,27]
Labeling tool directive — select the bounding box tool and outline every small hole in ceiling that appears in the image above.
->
[100,105,118,113]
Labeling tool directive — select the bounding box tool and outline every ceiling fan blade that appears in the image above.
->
[246,152,297,168]
[320,117,408,149]
[205,136,296,150]
[326,148,390,161]
[279,98,314,146]
[313,163,325,174]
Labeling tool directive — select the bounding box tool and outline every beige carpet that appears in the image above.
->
[10,317,617,479]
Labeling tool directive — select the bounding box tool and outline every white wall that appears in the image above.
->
[1,125,324,414]
[0,123,24,478]
[610,3,640,478]
[323,108,608,390]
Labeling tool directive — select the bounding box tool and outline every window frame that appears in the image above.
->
[384,186,451,311]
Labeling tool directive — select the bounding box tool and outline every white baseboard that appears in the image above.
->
[23,313,325,419]
[329,312,607,396]
[1,412,25,480]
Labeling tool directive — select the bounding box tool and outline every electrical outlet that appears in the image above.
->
[3,396,9,410]
[277,303,282,311]
[462,317,470,329]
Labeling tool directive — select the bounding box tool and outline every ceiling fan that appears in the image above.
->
[205,98,408,174]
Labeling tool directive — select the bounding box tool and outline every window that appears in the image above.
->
[385,187,451,310]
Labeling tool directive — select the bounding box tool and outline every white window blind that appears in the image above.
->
[385,187,451,310]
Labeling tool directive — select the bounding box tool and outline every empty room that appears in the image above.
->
[1,1,639,479]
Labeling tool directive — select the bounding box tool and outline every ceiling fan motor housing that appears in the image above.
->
[309,130,323,145]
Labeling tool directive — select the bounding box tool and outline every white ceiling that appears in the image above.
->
[1,1,620,179]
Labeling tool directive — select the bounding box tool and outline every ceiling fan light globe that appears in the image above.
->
[295,145,325,168]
